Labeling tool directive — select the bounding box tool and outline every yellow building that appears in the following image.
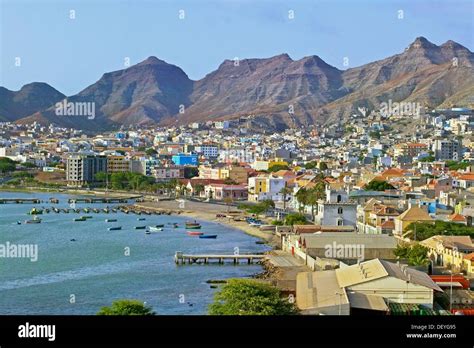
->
[421,235,474,275]
[107,155,130,173]
[394,206,433,236]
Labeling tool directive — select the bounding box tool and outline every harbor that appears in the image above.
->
[0,191,269,315]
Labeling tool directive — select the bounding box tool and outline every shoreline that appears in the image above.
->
[134,201,278,244]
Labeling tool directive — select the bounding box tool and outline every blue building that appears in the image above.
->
[171,153,198,166]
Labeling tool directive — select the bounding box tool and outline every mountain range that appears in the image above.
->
[2,37,473,131]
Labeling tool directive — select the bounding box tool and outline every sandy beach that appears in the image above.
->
[134,199,278,244]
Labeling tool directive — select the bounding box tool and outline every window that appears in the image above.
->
[338,207,343,214]
[337,194,342,203]
[337,219,343,226]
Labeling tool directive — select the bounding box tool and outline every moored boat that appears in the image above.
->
[73,217,87,222]
[187,231,204,236]
[108,226,122,231]
[135,226,146,230]
[199,234,217,239]
[81,216,93,219]
[25,218,41,224]
[154,224,165,228]
[137,218,146,221]
[105,219,117,222]
[186,225,201,229]
[147,226,163,232]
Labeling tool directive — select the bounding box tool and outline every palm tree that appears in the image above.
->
[295,188,308,213]
[279,184,292,211]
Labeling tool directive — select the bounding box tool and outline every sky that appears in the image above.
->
[1,0,473,96]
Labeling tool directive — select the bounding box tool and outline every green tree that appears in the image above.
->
[279,184,292,211]
[97,299,155,315]
[194,184,205,196]
[405,221,474,241]
[184,166,199,179]
[145,148,158,157]
[364,179,395,191]
[0,157,16,173]
[208,279,297,315]
[319,162,328,171]
[268,164,289,172]
[284,213,308,226]
[295,188,309,213]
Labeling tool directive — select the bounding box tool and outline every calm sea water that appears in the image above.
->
[0,191,269,315]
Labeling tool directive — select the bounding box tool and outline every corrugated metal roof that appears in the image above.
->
[347,292,389,311]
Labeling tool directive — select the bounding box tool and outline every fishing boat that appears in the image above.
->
[199,234,217,239]
[105,219,117,222]
[25,217,41,224]
[147,226,163,232]
[186,225,202,229]
[108,226,122,231]
[187,231,204,236]
[135,226,146,230]
[73,217,87,222]
[137,218,146,221]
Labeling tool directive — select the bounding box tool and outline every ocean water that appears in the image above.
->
[0,191,269,315]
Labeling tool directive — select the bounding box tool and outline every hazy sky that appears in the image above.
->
[1,0,472,95]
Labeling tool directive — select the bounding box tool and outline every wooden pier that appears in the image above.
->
[68,198,132,204]
[0,198,41,204]
[174,252,266,265]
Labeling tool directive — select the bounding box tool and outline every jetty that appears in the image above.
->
[174,251,266,265]
[0,198,41,204]
[68,197,133,204]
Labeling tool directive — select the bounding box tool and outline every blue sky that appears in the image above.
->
[1,0,473,95]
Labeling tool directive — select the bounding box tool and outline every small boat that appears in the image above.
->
[154,224,165,228]
[70,238,77,242]
[81,216,93,219]
[147,226,163,232]
[105,219,117,222]
[73,217,87,222]
[135,226,146,230]
[137,218,146,221]
[112,209,117,213]
[108,226,122,231]
[199,234,217,239]
[145,231,151,235]
[93,209,100,213]
[25,218,41,224]
[83,208,90,213]
[186,225,201,229]
[187,231,204,236]
[44,209,50,213]
[16,221,21,225]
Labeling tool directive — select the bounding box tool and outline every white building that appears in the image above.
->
[314,185,357,226]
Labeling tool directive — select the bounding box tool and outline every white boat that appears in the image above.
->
[147,226,163,232]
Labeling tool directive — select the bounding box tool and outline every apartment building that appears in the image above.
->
[66,155,107,186]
